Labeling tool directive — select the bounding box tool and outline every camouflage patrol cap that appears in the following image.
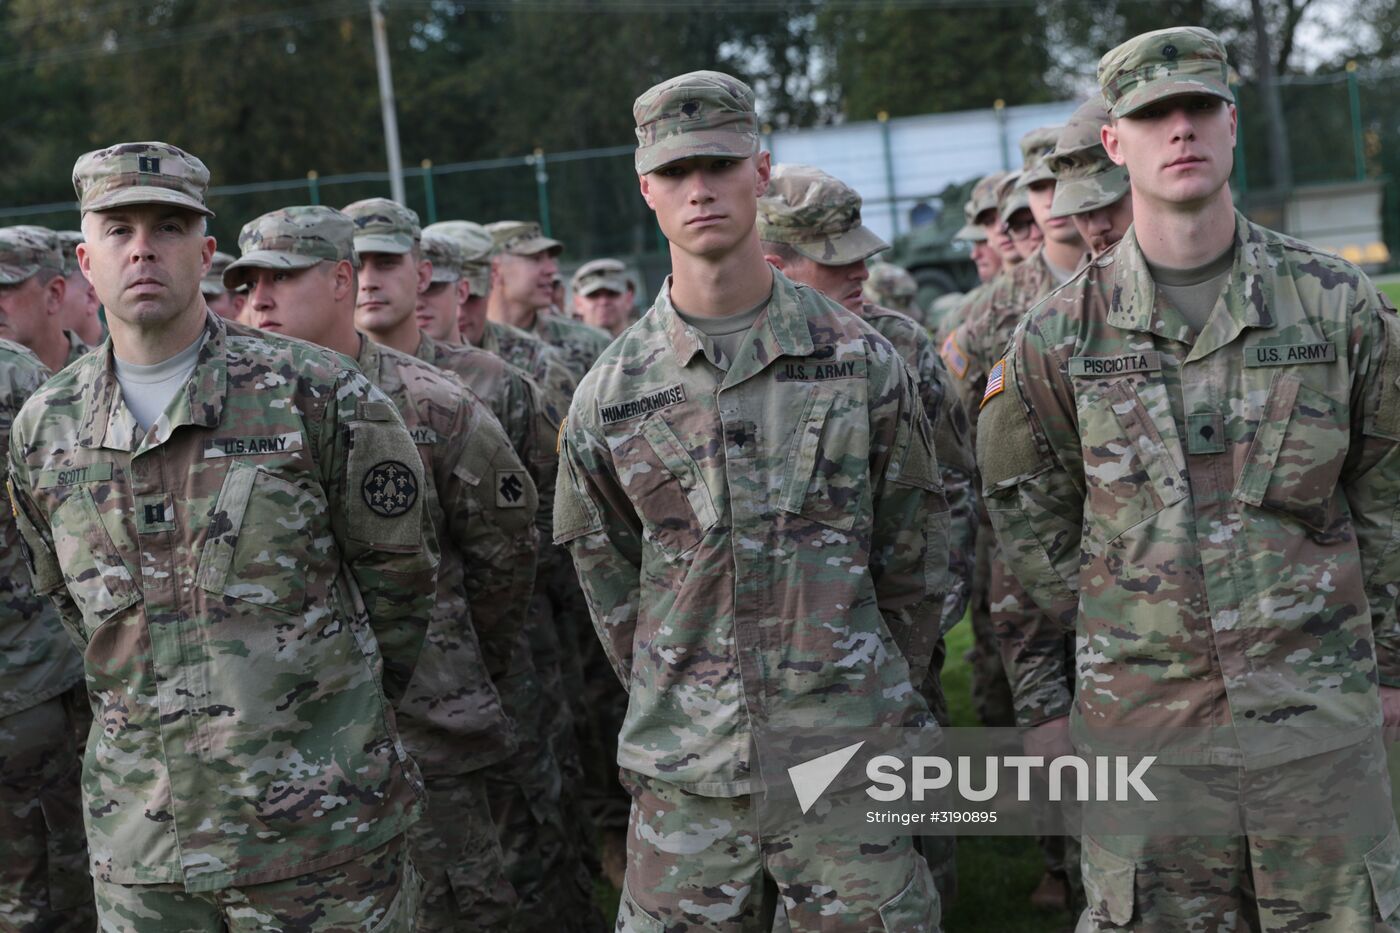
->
[0,226,64,285]
[343,197,420,255]
[955,171,1009,241]
[54,231,84,277]
[633,70,760,174]
[758,164,888,266]
[863,261,918,306]
[422,233,464,284]
[1050,152,1130,219]
[224,206,358,289]
[424,220,494,294]
[998,171,1031,219]
[1051,95,1112,166]
[572,258,630,297]
[72,141,213,217]
[1020,126,1064,185]
[201,251,234,297]
[1098,26,1234,118]
[486,220,562,258]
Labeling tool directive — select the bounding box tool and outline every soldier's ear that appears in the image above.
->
[44,274,66,314]
[1101,122,1126,167]
[762,251,788,273]
[638,172,657,211]
[754,151,772,197]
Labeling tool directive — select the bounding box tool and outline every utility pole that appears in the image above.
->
[1249,0,1293,200]
[370,0,406,204]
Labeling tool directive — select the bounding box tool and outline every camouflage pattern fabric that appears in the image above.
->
[860,303,975,636]
[0,337,91,931]
[529,311,612,391]
[61,331,92,371]
[344,198,418,255]
[0,686,93,933]
[1080,741,1399,929]
[0,339,84,721]
[71,142,213,217]
[1049,152,1129,220]
[91,833,421,933]
[8,312,434,892]
[632,71,760,175]
[484,221,561,258]
[414,772,517,933]
[572,258,630,298]
[758,164,889,266]
[978,211,1400,767]
[555,270,950,794]
[615,769,940,931]
[354,338,537,932]
[0,227,64,285]
[355,336,537,775]
[225,206,358,286]
[1098,26,1234,118]
[863,262,923,323]
[478,319,577,417]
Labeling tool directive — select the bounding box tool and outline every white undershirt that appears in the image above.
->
[113,332,206,432]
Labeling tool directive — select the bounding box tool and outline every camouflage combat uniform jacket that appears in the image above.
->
[529,310,612,387]
[861,302,977,634]
[8,312,436,891]
[0,339,82,718]
[555,271,951,795]
[356,337,538,777]
[480,319,577,411]
[978,214,1400,767]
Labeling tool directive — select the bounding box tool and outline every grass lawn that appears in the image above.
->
[593,619,1074,931]
[1380,280,1400,308]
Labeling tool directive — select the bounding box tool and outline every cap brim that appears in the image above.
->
[355,236,415,257]
[578,277,628,296]
[222,250,322,288]
[790,225,890,266]
[503,235,563,257]
[200,281,227,297]
[1000,189,1031,217]
[0,262,39,285]
[429,267,462,284]
[954,222,988,242]
[1049,167,1130,219]
[83,186,214,218]
[636,131,760,174]
[1113,79,1234,118]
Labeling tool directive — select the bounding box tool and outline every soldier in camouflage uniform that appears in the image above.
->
[944,129,1089,914]
[227,204,539,932]
[0,338,93,932]
[980,28,1400,929]
[485,221,612,389]
[757,163,976,908]
[0,228,93,374]
[571,259,635,338]
[863,261,921,321]
[200,250,237,320]
[425,220,579,403]
[415,232,470,345]
[556,70,947,931]
[8,142,434,930]
[54,230,105,347]
[1047,95,1133,258]
[344,198,602,931]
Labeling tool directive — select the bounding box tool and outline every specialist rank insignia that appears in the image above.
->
[362,460,418,518]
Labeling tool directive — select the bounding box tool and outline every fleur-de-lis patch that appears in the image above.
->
[362,460,418,518]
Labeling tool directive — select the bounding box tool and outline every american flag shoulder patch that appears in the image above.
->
[981,357,1007,408]
[940,331,969,379]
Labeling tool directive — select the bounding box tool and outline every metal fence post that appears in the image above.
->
[1347,61,1366,181]
[307,170,320,206]
[532,148,551,236]
[994,98,1010,172]
[421,159,437,224]
[1232,87,1249,199]
[878,111,900,239]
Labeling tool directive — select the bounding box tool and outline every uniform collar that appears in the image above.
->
[1109,210,1275,356]
[654,269,813,378]
[355,332,388,383]
[79,309,226,452]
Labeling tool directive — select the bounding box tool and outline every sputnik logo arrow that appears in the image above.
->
[787,741,865,814]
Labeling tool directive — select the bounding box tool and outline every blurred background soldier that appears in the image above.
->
[570,258,634,338]
[54,230,104,346]
[1047,95,1133,257]
[200,250,236,319]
